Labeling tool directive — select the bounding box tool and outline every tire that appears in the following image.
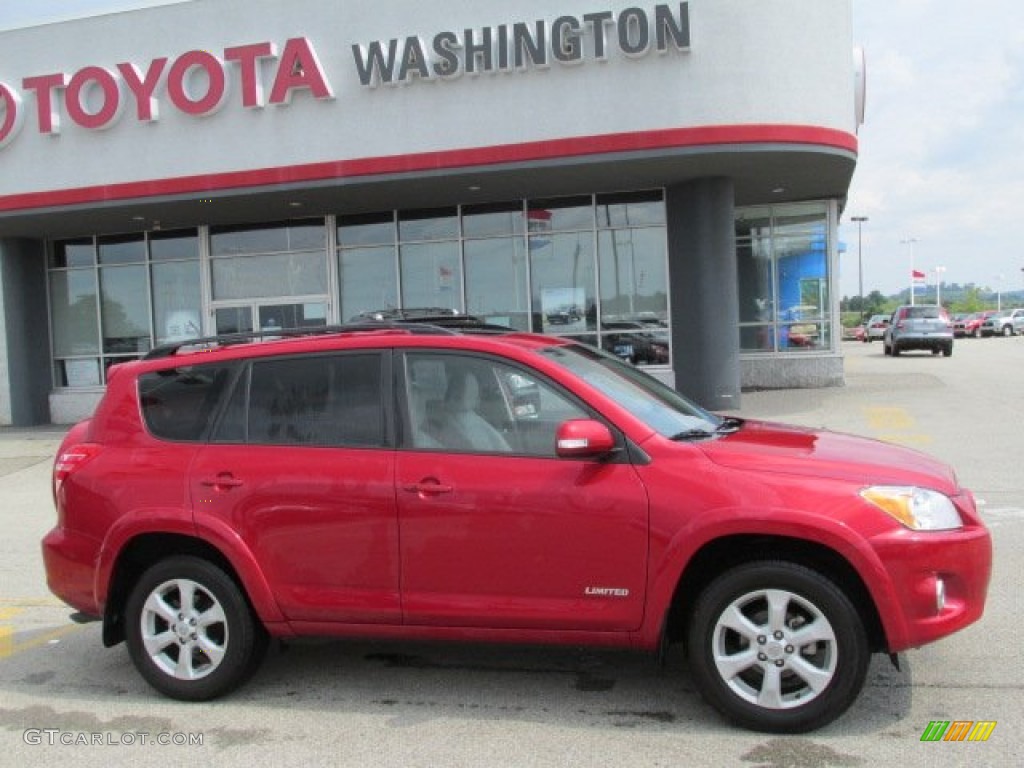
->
[931,348,940,355]
[943,344,953,357]
[1003,325,1013,337]
[891,342,900,357]
[883,342,891,356]
[686,561,869,733]
[125,556,267,701]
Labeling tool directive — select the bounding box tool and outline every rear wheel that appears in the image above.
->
[943,344,953,357]
[687,561,869,733]
[125,556,267,701]
[891,342,900,357]
[1003,325,1014,337]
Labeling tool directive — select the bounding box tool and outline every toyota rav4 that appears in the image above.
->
[43,320,991,733]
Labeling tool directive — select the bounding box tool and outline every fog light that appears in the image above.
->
[935,576,947,613]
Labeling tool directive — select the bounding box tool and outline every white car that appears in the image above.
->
[863,314,890,342]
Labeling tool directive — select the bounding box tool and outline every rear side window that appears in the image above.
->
[139,363,238,441]
[242,353,385,447]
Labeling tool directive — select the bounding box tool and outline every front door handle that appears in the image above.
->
[402,480,454,496]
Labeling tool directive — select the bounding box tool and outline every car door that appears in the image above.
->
[396,350,649,632]
[189,350,401,624]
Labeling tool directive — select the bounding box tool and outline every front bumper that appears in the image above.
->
[870,522,991,651]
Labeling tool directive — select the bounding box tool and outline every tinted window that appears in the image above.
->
[140,364,238,441]
[246,354,384,447]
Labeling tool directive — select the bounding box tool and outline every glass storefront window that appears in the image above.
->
[530,231,596,334]
[398,208,458,241]
[50,238,95,269]
[98,234,146,265]
[211,251,328,301]
[463,202,525,238]
[50,270,99,357]
[736,203,831,354]
[150,230,199,261]
[152,259,202,344]
[100,265,150,355]
[338,245,398,321]
[210,220,325,255]
[527,196,593,232]
[400,241,462,311]
[338,212,395,247]
[597,191,665,228]
[465,237,530,331]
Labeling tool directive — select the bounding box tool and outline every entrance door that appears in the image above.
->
[213,301,329,336]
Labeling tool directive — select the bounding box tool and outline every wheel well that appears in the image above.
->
[664,535,886,653]
[102,533,241,648]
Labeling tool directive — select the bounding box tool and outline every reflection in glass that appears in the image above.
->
[150,229,199,261]
[597,228,667,324]
[258,303,328,331]
[51,239,95,269]
[530,232,596,333]
[338,213,395,247]
[463,203,524,238]
[98,234,146,265]
[596,191,664,228]
[400,241,462,311]
[153,260,202,344]
[100,265,150,354]
[211,251,327,300]
[398,209,458,241]
[50,270,99,356]
[210,220,325,255]
[527,197,593,231]
[465,238,529,330]
[215,307,253,335]
[339,245,398,320]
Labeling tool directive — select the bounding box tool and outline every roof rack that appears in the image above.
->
[143,321,459,360]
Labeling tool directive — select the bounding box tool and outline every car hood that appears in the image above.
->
[699,419,958,493]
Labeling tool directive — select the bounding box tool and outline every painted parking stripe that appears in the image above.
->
[862,406,932,446]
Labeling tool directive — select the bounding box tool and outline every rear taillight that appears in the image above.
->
[53,443,101,499]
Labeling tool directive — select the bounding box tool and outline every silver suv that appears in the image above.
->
[883,305,953,357]
[980,308,1024,337]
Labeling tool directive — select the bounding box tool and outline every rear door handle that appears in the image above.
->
[200,473,244,490]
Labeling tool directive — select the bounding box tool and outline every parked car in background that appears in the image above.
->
[43,319,991,733]
[863,314,890,343]
[980,308,1024,337]
[884,305,953,357]
[953,311,986,338]
[601,321,670,365]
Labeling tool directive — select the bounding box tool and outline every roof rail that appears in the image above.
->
[143,321,458,360]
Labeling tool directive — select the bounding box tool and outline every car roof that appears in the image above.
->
[118,321,570,379]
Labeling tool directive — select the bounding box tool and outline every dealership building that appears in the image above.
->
[0,0,863,425]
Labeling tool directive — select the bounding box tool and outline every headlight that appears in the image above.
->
[861,486,963,531]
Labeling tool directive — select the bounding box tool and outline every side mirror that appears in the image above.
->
[555,419,616,459]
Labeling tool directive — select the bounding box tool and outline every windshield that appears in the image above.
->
[538,343,724,438]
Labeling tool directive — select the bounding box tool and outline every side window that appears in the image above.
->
[139,363,237,442]
[403,352,588,456]
[245,353,384,447]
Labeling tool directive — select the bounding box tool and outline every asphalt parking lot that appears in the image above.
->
[1,336,1021,767]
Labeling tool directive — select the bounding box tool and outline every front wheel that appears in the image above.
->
[125,556,267,701]
[686,561,869,733]
[1003,325,1014,337]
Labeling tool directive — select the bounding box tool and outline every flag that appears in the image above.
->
[912,269,926,281]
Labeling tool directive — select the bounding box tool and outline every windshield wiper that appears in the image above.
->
[669,428,716,441]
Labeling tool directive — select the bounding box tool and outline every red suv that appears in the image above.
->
[42,320,991,733]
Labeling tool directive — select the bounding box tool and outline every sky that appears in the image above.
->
[2,1,1023,300]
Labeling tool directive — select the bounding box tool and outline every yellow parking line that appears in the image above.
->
[8,624,83,658]
[0,625,12,658]
[876,434,933,446]
[863,406,916,431]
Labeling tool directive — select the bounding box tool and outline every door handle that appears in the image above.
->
[200,473,244,490]
[402,481,453,496]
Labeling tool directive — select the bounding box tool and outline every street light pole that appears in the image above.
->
[851,216,868,321]
[901,238,919,306]
[935,266,946,307]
